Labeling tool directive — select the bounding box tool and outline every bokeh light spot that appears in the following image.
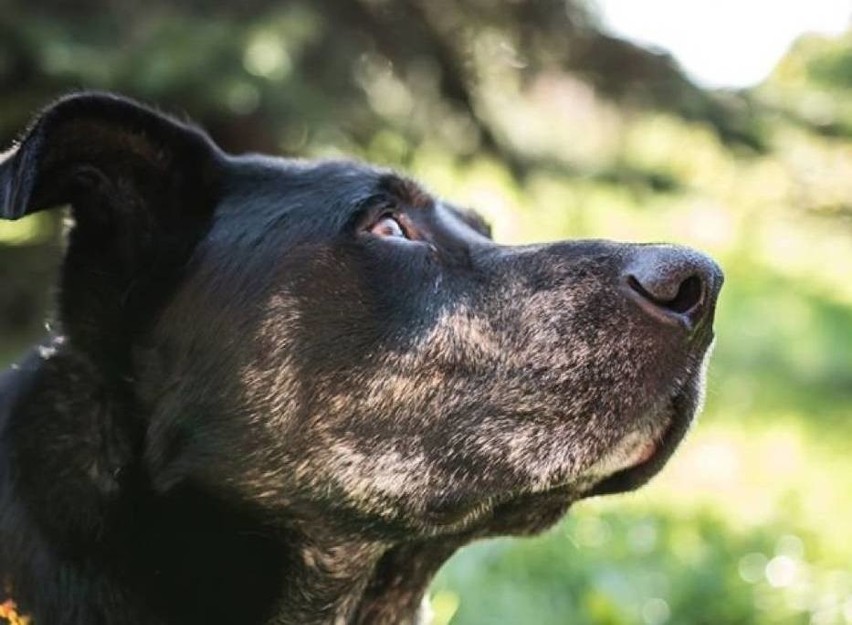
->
[244,32,291,80]
[642,597,671,625]
[766,555,798,588]
[738,552,768,584]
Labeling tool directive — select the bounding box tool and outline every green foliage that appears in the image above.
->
[433,509,820,625]
[760,30,852,142]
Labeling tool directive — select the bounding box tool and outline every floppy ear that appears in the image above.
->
[0,91,221,221]
[0,92,225,359]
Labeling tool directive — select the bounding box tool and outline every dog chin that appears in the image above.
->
[584,377,704,497]
[419,387,702,538]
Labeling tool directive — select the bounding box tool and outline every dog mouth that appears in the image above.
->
[584,385,698,497]
[468,402,690,536]
[417,358,708,536]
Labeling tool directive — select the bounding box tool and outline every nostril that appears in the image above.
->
[627,274,704,315]
[624,245,722,331]
[667,275,704,314]
[626,272,706,325]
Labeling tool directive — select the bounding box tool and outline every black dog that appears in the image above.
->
[0,93,722,625]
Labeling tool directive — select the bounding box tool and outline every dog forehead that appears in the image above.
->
[215,156,433,228]
[168,157,440,329]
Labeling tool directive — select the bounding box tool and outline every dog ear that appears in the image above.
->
[0,91,221,222]
[0,93,225,359]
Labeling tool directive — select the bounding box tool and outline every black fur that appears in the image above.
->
[0,93,723,625]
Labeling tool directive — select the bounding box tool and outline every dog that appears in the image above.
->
[0,93,722,625]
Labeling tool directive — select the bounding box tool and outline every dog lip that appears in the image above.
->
[586,429,664,477]
[584,388,696,497]
[621,426,670,471]
[631,438,660,466]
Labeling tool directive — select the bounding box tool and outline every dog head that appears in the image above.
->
[0,93,722,541]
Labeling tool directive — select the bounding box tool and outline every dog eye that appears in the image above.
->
[370,215,408,239]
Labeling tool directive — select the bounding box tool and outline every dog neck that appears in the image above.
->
[269,537,459,625]
[0,347,574,625]
[343,540,462,625]
[0,349,459,625]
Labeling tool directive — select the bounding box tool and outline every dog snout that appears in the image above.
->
[623,245,723,332]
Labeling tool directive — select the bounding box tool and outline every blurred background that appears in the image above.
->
[0,1,850,623]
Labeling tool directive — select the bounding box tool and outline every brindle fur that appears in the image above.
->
[0,93,722,625]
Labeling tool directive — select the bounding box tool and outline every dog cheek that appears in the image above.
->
[313,440,436,517]
[239,292,305,429]
[446,284,657,482]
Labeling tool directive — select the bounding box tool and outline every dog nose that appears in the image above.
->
[623,245,723,331]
